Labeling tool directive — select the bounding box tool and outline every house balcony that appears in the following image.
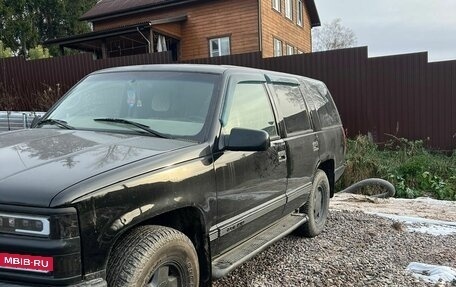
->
[44,15,187,61]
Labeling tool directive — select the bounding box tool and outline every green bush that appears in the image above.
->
[0,41,13,58]
[338,136,456,201]
[28,45,51,60]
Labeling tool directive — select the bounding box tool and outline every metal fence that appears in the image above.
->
[1,47,455,150]
[0,111,45,132]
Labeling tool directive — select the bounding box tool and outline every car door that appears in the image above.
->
[267,76,320,215]
[302,80,346,181]
[211,73,288,255]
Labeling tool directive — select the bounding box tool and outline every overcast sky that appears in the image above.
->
[314,0,456,62]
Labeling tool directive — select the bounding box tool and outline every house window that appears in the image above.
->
[272,0,281,12]
[285,0,293,20]
[286,44,294,55]
[273,38,282,57]
[209,37,230,57]
[297,0,303,26]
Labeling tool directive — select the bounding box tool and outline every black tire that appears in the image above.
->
[295,169,330,238]
[107,225,199,287]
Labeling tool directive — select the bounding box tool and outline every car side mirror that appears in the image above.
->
[225,128,270,152]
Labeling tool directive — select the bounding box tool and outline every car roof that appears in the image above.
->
[92,64,257,75]
[92,64,327,88]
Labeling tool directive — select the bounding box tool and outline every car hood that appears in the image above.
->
[0,129,196,207]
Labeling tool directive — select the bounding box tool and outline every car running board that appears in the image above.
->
[212,213,308,279]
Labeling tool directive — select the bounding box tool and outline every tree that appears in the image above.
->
[0,0,39,56]
[36,0,97,55]
[0,0,97,56]
[0,41,13,58]
[313,18,357,52]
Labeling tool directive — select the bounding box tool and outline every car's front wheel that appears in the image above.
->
[107,225,199,287]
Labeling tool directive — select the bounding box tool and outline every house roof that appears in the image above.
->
[81,0,321,27]
[80,0,201,21]
[44,22,153,46]
[305,0,321,27]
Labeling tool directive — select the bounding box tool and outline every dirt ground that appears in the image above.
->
[330,192,456,222]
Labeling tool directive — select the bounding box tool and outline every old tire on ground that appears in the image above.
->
[107,225,199,287]
[296,169,330,238]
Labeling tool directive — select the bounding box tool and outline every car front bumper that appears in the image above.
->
[0,278,107,287]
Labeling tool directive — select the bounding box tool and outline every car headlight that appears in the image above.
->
[0,211,79,239]
[0,213,50,237]
[0,208,81,277]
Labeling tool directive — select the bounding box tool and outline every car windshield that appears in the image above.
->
[46,71,220,141]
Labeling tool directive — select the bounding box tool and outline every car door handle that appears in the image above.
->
[312,141,319,152]
[278,150,287,162]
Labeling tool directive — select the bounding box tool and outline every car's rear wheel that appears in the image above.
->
[107,225,199,287]
[295,169,330,237]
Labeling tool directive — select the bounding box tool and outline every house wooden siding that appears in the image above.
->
[260,0,312,57]
[154,22,183,39]
[86,0,314,61]
[93,0,260,61]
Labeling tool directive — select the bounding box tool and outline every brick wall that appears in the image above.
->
[260,0,312,58]
[94,0,260,61]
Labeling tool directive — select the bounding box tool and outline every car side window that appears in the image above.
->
[223,83,278,137]
[303,82,341,128]
[272,84,311,133]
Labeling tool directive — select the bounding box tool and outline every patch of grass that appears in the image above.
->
[338,136,456,200]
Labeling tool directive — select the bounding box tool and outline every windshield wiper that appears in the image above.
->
[36,119,74,130]
[94,118,168,139]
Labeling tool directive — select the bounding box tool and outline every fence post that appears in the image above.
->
[7,111,11,131]
[22,113,27,129]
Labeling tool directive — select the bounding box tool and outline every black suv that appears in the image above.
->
[0,65,345,286]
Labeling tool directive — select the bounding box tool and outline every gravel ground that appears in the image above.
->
[213,210,456,287]
[330,193,456,222]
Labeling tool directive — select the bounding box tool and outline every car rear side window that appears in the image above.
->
[272,84,311,133]
[304,83,341,128]
[223,83,278,137]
